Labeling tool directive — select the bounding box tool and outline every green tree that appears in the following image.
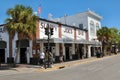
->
[110,27,119,43]
[109,27,120,54]
[97,26,112,56]
[5,5,39,66]
[117,31,120,50]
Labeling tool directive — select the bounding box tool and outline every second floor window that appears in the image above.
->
[90,20,95,36]
[96,23,99,31]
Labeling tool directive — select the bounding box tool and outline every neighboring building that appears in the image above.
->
[0,24,33,64]
[0,10,102,64]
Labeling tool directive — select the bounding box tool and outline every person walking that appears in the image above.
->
[59,53,63,63]
[39,50,45,68]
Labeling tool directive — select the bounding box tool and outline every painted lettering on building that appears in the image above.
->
[78,30,84,35]
[64,27,73,34]
[40,21,57,30]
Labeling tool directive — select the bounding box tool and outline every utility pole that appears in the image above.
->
[47,24,50,68]
[44,24,54,68]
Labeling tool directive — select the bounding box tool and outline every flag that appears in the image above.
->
[38,6,41,14]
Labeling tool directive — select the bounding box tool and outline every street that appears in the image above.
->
[0,55,120,80]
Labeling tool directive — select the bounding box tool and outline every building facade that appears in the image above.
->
[0,10,102,64]
[0,24,33,64]
[36,18,93,63]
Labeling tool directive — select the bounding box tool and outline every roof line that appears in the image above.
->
[39,18,87,32]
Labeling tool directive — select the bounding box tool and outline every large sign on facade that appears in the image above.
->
[76,29,86,40]
[39,20,87,41]
[62,26,74,39]
[39,21,59,39]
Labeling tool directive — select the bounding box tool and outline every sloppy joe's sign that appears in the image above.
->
[40,21,57,30]
[78,30,84,36]
[64,27,73,34]
[63,27,84,36]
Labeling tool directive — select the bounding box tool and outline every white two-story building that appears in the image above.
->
[36,18,96,62]
[0,10,102,64]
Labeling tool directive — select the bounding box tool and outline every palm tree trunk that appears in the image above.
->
[104,45,107,56]
[9,34,12,58]
[102,44,106,56]
[14,40,20,66]
[8,33,14,66]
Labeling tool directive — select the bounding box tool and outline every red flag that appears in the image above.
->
[38,6,41,14]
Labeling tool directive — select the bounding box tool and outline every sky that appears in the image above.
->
[0,0,120,30]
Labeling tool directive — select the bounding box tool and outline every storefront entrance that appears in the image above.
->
[0,41,6,63]
[65,47,70,60]
[0,49,5,63]
[16,39,29,64]
[91,47,95,57]
[20,48,27,64]
[79,44,84,59]
[65,44,72,61]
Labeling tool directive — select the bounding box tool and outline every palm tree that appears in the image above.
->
[5,5,39,66]
[97,27,112,56]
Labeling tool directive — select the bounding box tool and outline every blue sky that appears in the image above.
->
[0,0,120,29]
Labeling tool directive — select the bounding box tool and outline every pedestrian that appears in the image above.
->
[96,47,102,58]
[59,53,63,63]
[39,50,45,68]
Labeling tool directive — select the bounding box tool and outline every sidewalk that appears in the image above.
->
[0,54,119,74]
[35,54,120,72]
[36,57,97,72]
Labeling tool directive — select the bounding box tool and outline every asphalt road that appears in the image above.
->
[1,55,120,80]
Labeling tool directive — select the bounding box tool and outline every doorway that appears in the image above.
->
[0,49,5,63]
[65,47,70,60]
[20,48,27,64]
[79,44,84,59]
[91,47,95,57]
